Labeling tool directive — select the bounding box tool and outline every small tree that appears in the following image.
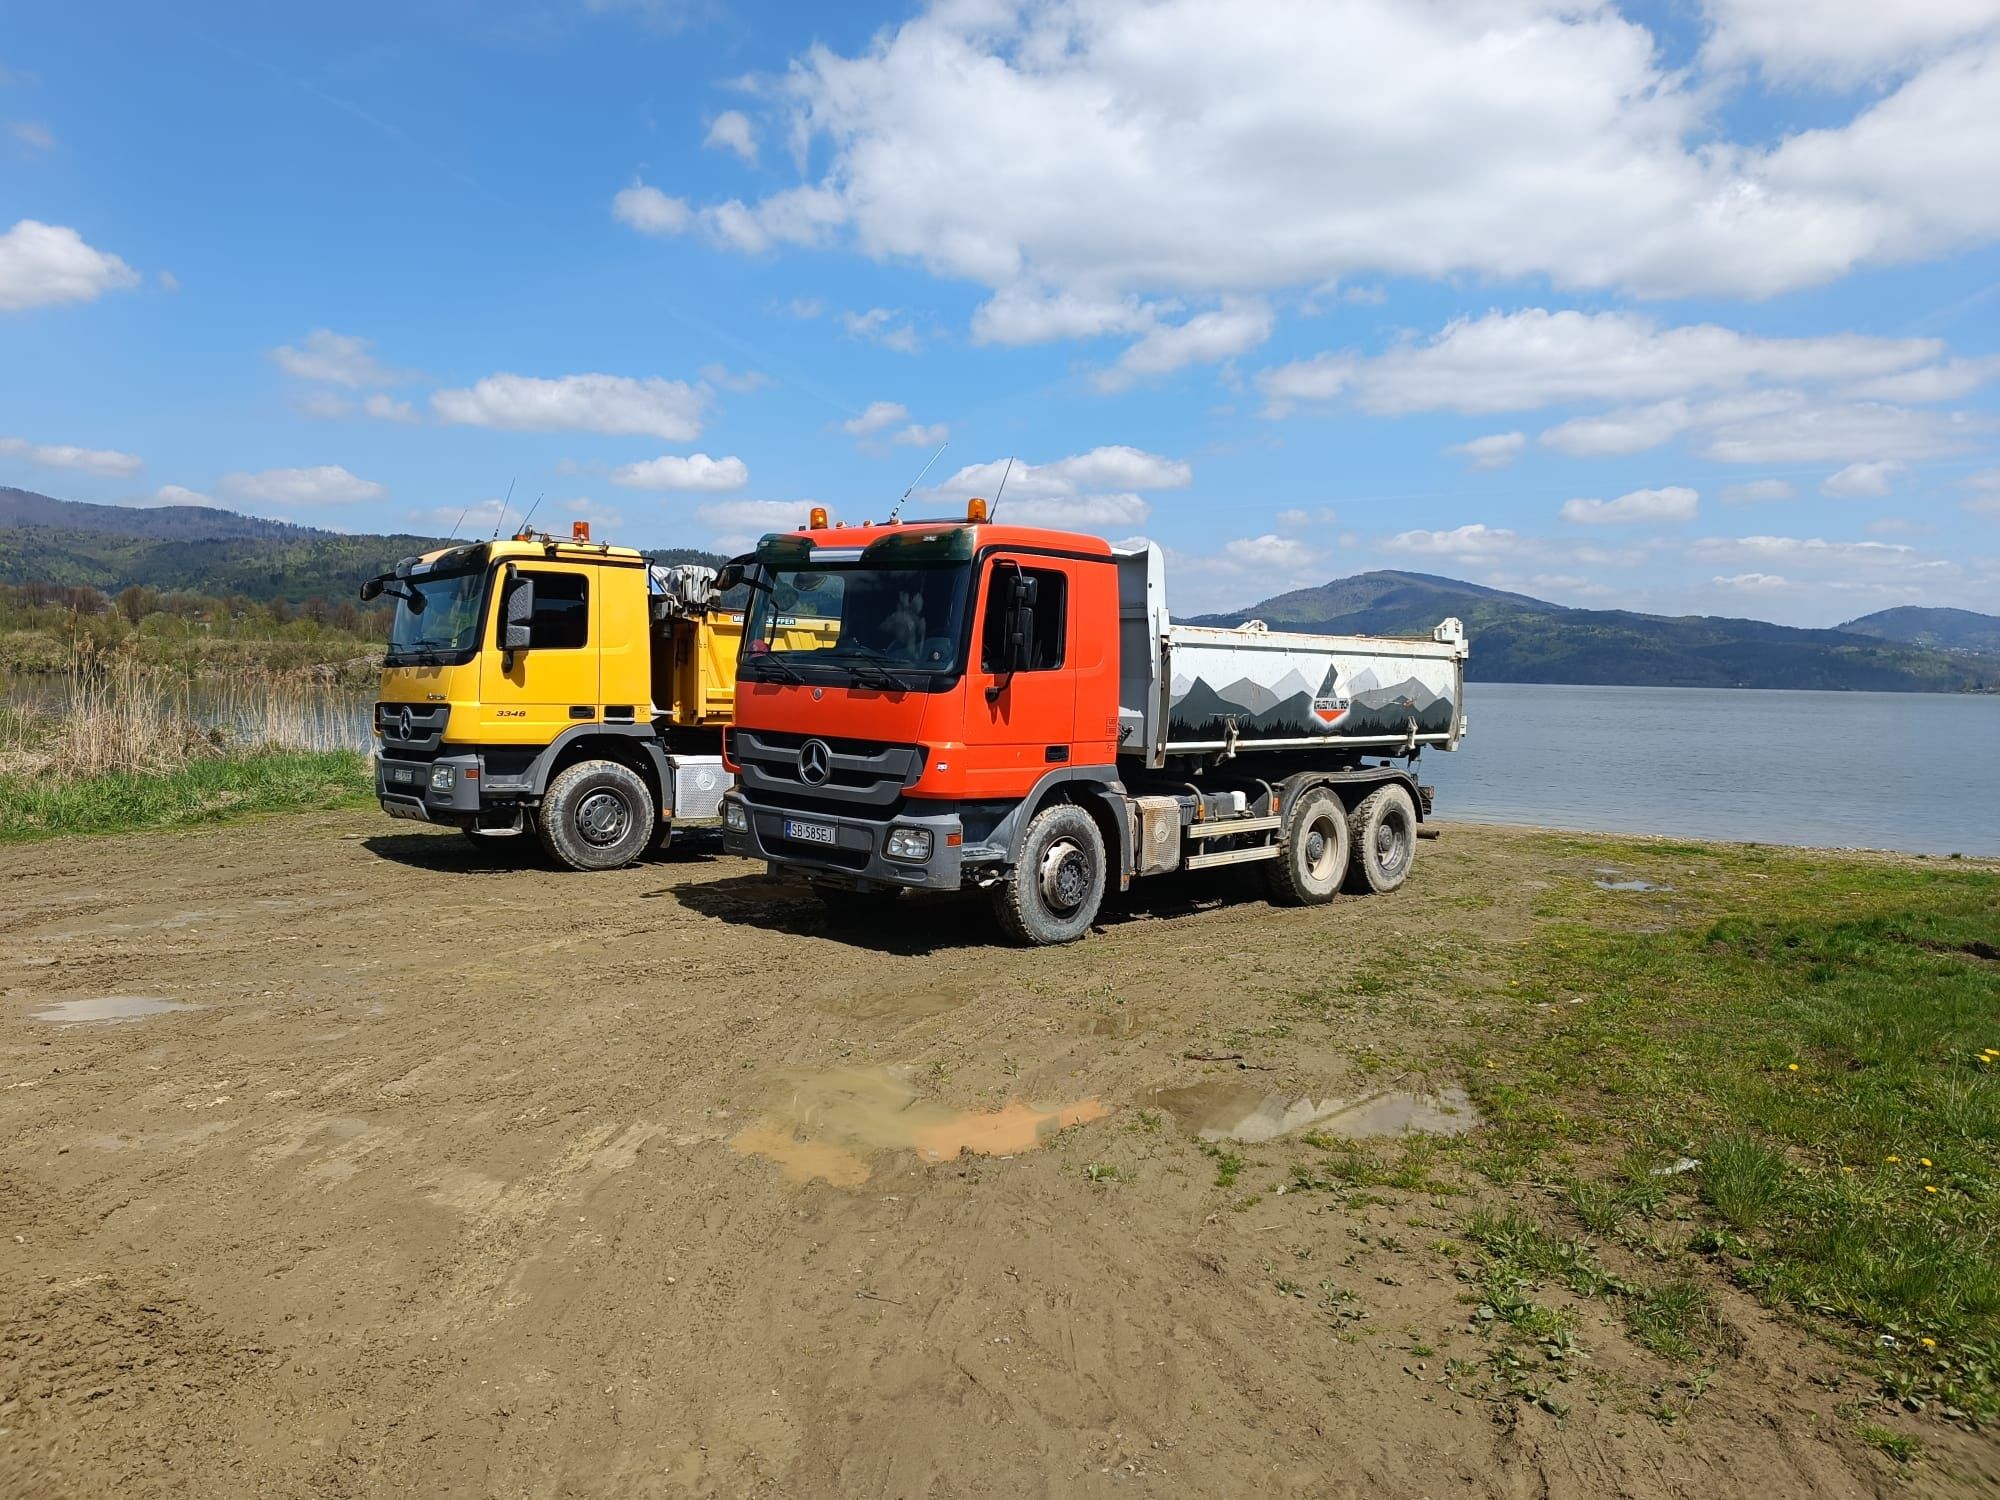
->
[115,585,156,627]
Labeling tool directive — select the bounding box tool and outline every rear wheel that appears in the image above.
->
[1266,785,1350,906]
[1344,783,1418,895]
[991,803,1106,946]
[537,759,656,871]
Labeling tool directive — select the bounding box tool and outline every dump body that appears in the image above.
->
[720,510,1472,942]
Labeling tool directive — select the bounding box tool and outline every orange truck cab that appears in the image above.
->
[720,502,1470,945]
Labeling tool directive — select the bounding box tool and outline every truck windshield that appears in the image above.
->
[386,569,488,665]
[742,563,971,685]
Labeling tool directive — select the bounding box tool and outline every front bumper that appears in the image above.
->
[375,751,484,824]
[722,794,964,892]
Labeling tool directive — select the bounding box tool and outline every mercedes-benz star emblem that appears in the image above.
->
[798,738,832,785]
[397,707,415,740]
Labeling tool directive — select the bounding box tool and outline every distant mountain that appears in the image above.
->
[0,486,325,542]
[1838,606,2000,656]
[1192,570,2000,694]
[0,489,724,604]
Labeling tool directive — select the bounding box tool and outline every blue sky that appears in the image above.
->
[3,0,1997,621]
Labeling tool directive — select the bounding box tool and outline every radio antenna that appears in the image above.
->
[986,456,1016,521]
[445,502,471,541]
[515,491,546,537]
[887,439,949,523]
[489,477,518,540]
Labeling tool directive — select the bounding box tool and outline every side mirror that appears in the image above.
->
[993,570,1039,678]
[359,577,383,602]
[502,569,533,652]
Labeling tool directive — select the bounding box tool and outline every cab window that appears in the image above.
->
[517,570,589,649]
[979,564,1066,672]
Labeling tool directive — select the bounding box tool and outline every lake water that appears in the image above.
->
[1424,682,2000,857]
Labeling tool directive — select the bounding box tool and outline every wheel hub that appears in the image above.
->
[576,788,632,845]
[1038,838,1090,911]
[1376,819,1407,875]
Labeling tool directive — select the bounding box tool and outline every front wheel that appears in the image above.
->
[1344,784,1418,895]
[991,803,1106,946]
[1266,785,1351,906]
[537,759,657,871]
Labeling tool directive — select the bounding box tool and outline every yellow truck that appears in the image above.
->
[362,524,767,869]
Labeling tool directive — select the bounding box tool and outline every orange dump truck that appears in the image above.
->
[719,502,1469,944]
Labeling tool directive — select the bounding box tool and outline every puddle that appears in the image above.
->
[1149,1080,1480,1144]
[29,996,200,1025]
[729,1065,1108,1187]
[1594,878,1669,892]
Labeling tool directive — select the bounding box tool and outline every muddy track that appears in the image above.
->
[0,812,1988,1497]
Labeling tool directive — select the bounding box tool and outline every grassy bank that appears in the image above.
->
[1452,840,1999,1426]
[0,748,371,842]
[0,651,373,840]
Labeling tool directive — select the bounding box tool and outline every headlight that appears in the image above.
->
[723,800,748,832]
[885,827,932,862]
[429,765,455,792]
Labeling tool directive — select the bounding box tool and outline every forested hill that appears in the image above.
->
[1838,605,2000,656]
[1189,570,2000,693]
[0,488,721,604]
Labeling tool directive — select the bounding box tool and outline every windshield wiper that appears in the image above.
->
[748,652,806,683]
[841,660,919,692]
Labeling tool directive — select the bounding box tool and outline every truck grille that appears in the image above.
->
[733,728,921,812]
[375,701,450,755]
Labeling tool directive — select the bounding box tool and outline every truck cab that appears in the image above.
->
[721,503,1469,943]
[364,526,744,869]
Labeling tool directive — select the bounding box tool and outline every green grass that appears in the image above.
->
[1470,853,2000,1418]
[0,749,371,842]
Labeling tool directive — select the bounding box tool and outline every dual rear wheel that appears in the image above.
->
[1265,782,1418,905]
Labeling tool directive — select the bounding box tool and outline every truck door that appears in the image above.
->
[964,556,1077,796]
[476,564,597,743]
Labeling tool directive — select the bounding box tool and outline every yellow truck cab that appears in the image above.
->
[362,524,747,869]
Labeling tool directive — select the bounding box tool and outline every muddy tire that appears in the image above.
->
[536,759,656,871]
[1266,786,1350,906]
[991,803,1106,946]
[1344,783,1418,895]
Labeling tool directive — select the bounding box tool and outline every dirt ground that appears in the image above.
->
[2,812,1992,1498]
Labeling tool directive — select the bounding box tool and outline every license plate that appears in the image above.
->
[784,818,838,846]
[392,768,417,784]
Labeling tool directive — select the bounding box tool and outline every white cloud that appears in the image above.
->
[152,484,213,507]
[220,465,385,506]
[714,2,2000,309]
[1688,534,1948,575]
[840,307,920,353]
[1839,357,2000,403]
[270,328,408,388]
[701,186,846,255]
[842,400,908,438]
[786,297,824,319]
[0,219,139,311]
[0,436,143,477]
[704,110,758,164]
[1560,486,1699,525]
[1701,403,1983,463]
[9,120,53,151]
[1097,299,1272,390]
[971,284,1156,346]
[920,445,1189,529]
[1382,523,1523,561]
[1700,0,2000,85]
[609,453,749,492]
[1720,478,1797,504]
[363,393,416,423]
[408,496,626,538]
[294,391,354,420]
[1710,571,1792,592]
[696,498,830,553]
[1451,432,1526,471]
[1961,467,2000,516]
[432,372,706,440]
[1263,309,1940,419]
[894,422,948,448]
[1166,533,1330,610]
[698,363,771,393]
[1821,460,1905,498]
[612,182,691,235]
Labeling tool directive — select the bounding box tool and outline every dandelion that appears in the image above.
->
[1786,1063,1799,1072]
[1921,1337,1937,1349]
[1925,1185,1940,1194]
[1841,1166,1854,1174]
[1920,1157,1933,1167]
[1885,1154,1901,1163]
